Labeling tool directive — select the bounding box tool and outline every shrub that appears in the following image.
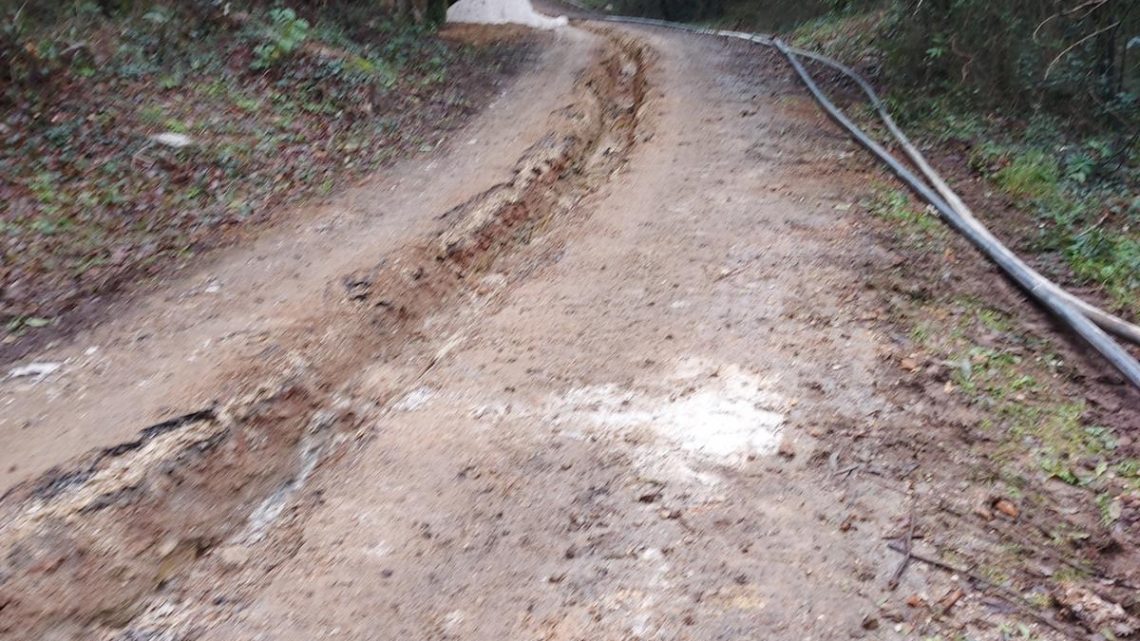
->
[252,7,310,71]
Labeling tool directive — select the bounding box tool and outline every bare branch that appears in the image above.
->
[1043,20,1120,80]
[1033,0,1111,43]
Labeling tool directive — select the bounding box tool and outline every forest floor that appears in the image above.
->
[1,12,540,365]
[1,8,1139,641]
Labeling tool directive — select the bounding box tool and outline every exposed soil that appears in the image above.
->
[1,12,1138,641]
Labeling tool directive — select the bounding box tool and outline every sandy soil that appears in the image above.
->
[1,12,1136,641]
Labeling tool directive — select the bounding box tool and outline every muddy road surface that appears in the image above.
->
[2,13,1134,641]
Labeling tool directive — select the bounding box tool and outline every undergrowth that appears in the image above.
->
[905,293,1139,538]
[792,10,1140,318]
[0,1,526,338]
[864,138,1138,548]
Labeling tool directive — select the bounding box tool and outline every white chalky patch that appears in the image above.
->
[392,386,435,412]
[364,542,391,559]
[150,132,193,148]
[548,361,785,464]
[447,0,568,29]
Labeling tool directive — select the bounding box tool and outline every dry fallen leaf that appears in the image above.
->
[993,498,1020,519]
[938,588,964,614]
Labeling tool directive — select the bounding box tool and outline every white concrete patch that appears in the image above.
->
[447,0,568,29]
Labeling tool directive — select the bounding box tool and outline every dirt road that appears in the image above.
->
[190,24,910,641]
[2,14,1134,641]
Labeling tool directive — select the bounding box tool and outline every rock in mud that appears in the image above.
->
[992,498,1020,519]
[7,361,63,380]
[777,437,796,459]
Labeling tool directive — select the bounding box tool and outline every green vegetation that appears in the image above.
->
[963,138,1140,316]
[599,0,1140,317]
[867,186,941,238]
[900,293,1138,530]
[789,8,881,62]
[0,0,525,331]
[608,0,1140,127]
[995,151,1061,201]
[252,8,311,70]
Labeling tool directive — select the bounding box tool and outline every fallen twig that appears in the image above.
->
[1045,21,1121,80]
[937,500,1140,592]
[712,264,749,282]
[887,512,915,590]
[939,587,965,615]
[887,541,1083,639]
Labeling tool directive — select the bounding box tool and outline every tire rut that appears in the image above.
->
[0,29,652,641]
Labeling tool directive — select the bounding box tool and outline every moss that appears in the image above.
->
[906,293,1123,501]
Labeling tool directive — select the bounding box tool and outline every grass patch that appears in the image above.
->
[995,151,1061,202]
[788,10,883,63]
[867,186,941,239]
[997,149,1139,317]
[900,292,1136,529]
